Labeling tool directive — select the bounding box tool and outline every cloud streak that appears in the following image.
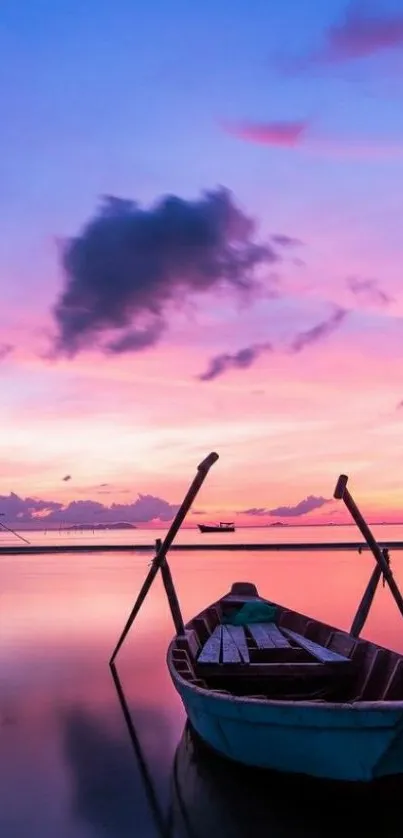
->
[289,307,347,354]
[198,342,272,381]
[271,234,303,248]
[222,119,309,148]
[53,188,278,357]
[198,307,347,382]
[223,117,403,161]
[347,276,393,306]
[278,5,403,76]
[269,495,330,517]
[316,6,403,64]
[241,495,330,517]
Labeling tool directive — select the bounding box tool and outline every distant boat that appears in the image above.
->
[198,522,235,533]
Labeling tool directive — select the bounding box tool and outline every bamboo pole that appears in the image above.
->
[334,474,403,627]
[109,452,218,663]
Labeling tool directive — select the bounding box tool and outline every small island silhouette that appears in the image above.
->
[67,521,137,531]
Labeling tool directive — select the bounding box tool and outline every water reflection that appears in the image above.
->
[62,702,170,838]
[3,546,403,837]
[110,666,403,838]
[110,664,172,838]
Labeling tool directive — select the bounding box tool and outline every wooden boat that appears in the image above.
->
[167,580,403,783]
[109,665,403,838]
[111,456,403,785]
[198,522,235,533]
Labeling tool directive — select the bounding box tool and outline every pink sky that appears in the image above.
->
[2,277,403,526]
[2,2,403,528]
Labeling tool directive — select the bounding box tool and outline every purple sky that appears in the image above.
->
[2,0,403,525]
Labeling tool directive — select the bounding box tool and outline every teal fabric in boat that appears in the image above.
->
[223,601,277,625]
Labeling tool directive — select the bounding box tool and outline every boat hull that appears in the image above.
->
[198,525,235,533]
[169,668,403,782]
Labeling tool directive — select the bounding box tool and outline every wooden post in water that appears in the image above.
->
[109,451,218,664]
[334,474,403,632]
[350,554,387,638]
[156,537,185,636]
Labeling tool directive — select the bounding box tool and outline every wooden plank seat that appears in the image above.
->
[197,625,248,664]
[225,625,250,663]
[282,628,351,663]
[198,623,295,666]
[198,625,222,664]
[221,626,241,663]
[197,622,351,672]
[247,622,291,649]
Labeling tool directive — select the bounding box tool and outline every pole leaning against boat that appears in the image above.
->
[334,473,403,633]
[109,451,219,664]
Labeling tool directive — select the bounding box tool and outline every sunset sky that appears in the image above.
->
[2,0,403,526]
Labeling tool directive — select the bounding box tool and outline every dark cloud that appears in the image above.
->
[347,276,393,306]
[0,492,179,526]
[222,119,308,147]
[53,188,278,356]
[267,495,330,517]
[62,474,71,481]
[198,342,272,382]
[397,401,403,411]
[0,343,13,360]
[289,307,347,353]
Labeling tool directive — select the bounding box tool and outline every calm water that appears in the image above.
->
[2,526,403,837]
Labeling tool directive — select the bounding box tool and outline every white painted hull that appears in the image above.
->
[169,663,403,782]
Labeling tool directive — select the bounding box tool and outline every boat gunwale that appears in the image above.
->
[167,645,403,712]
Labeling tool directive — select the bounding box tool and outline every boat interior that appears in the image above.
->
[170,583,403,703]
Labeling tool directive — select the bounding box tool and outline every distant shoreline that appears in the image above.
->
[2,522,402,533]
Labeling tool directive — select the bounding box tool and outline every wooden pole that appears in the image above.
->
[109,452,218,663]
[350,560,383,638]
[156,538,185,636]
[334,474,403,624]
[350,547,390,637]
[0,520,30,545]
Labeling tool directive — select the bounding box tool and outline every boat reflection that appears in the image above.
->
[110,664,403,838]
